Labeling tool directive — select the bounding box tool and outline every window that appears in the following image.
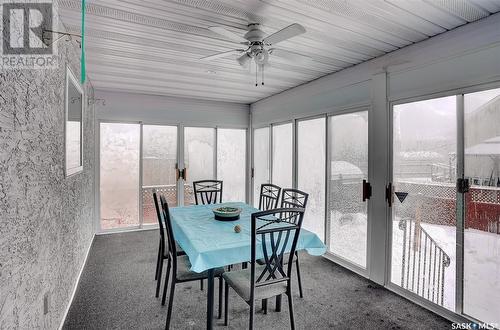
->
[184,127,216,205]
[253,127,270,207]
[217,128,246,202]
[298,117,326,240]
[272,123,293,189]
[463,88,500,324]
[100,123,140,230]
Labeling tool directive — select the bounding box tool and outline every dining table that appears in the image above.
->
[169,201,327,329]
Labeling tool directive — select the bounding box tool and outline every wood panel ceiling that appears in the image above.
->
[57,0,500,103]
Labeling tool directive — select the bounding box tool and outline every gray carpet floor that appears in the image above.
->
[63,230,451,329]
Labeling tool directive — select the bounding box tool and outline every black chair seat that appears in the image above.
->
[223,266,287,302]
[176,255,224,281]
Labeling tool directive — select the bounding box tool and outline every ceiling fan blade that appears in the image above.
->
[269,48,313,64]
[208,26,247,43]
[200,49,245,61]
[263,23,306,46]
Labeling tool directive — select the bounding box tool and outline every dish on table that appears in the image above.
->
[212,206,242,221]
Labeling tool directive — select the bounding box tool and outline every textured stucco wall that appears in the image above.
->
[0,17,95,329]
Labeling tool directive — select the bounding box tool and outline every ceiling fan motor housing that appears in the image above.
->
[244,23,266,42]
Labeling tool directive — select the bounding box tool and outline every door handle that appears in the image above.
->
[362,180,372,202]
[457,178,470,193]
[385,182,393,207]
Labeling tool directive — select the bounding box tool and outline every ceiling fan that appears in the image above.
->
[200,23,311,85]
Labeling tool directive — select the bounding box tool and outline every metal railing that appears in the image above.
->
[398,217,451,306]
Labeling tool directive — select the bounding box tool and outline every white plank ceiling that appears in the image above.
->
[57,0,500,103]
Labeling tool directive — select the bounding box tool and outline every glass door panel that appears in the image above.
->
[217,128,246,202]
[391,97,457,311]
[328,112,368,267]
[184,127,215,205]
[272,123,293,189]
[253,127,270,207]
[142,125,178,224]
[298,117,326,241]
[463,88,500,324]
[100,122,140,230]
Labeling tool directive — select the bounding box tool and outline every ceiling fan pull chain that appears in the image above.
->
[255,63,258,87]
[262,65,265,86]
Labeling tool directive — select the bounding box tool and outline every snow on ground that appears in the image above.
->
[329,212,500,324]
[330,211,367,268]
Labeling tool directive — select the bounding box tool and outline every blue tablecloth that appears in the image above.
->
[169,202,326,273]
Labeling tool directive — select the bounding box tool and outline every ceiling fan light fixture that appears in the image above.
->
[254,49,269,66]
[237,53,252,67]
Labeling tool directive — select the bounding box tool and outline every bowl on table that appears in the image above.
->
[212,206,242,221]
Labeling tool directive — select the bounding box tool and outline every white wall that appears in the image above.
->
[251,12,500,125]
[95,90,250,128]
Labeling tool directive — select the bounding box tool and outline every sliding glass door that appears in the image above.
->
[100,122,141,230]
[297,117,326,240]
[391,96,457,310]
[99,124,246,231]
[328,111,369,268]
[142,125,178,225]
[463,88,500,324]
[389,89,500,324]
[272,123,293,189]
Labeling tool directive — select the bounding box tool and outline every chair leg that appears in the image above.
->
[161,259,171,306]
[165,279,176,330]
[155,240,161,280]
[218,277,223,319]
[262,299,267,314]
[224,281,229,326]
[295,255,304,298]
[249,300,255,330]
[275,294,282,312]
[200,279,204,291]
[155,255,164,298]
[287,289,295,330]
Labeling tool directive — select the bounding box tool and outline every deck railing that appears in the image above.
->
[141,184,194,223]
[398,217,451,306]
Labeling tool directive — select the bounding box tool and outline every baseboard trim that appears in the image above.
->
[58,233,95,330]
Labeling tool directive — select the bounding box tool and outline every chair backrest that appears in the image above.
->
[280,188,309,209]
[153,191,166,249]
[250,208,305,301]
[193,180,223,205]
[259,184,281,211]
[160,196,178,267]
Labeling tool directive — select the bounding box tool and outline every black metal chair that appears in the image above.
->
[223,208,305,330]
[258,183,281,211]
[280,188,309,299]
[160,198,225,329]
[153,191,185,298]
[192,180,223,290]
[193,180,223,205]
